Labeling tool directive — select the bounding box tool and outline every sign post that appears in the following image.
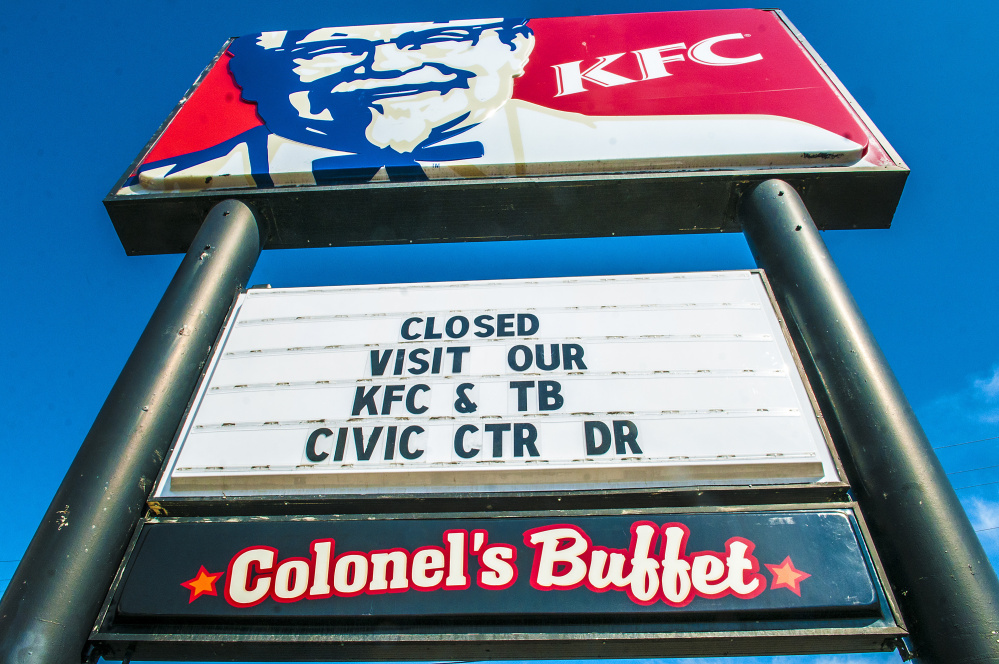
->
[739,179,999,662]
[0,200,261,664]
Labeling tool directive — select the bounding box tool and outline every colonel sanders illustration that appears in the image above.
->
[130,18,536,188]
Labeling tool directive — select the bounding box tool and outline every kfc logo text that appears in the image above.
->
[553,33,762,96]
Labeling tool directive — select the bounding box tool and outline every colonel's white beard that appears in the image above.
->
[363,72,516,154]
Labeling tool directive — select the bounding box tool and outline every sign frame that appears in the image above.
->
[103,10,907,257]
[89,503,905,661]
[145,269,851,517]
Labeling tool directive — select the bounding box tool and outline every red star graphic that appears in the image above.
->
[765,556,811,596]
[181,565,223,603]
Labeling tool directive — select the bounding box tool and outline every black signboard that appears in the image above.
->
[91,507,903,661]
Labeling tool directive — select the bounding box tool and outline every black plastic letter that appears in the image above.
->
[305,428,333,462]
[585,421,611,455]
[454,424,480,459]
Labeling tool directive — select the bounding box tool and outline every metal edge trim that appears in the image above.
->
[770,9,908,170]
[104,39,236,203]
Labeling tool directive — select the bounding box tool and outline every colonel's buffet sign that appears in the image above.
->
[114,510,878,621]
[152,271,837,499]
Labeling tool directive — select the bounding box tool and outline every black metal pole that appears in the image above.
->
[0,200,261,664]
[739,179,999,663]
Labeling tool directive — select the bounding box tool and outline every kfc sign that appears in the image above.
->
[116,9,895,196]
[553,33,762,96]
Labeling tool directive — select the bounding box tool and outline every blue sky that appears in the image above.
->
[2,1,998,663]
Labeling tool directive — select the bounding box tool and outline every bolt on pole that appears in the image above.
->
[739,179,999,663]
[0,200,262,664]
